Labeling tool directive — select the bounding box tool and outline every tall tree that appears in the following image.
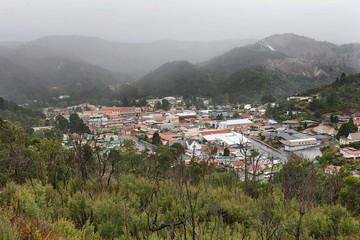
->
[155,101,162,110]
[224,147,230,156]
[69,113,90,134]
[348,117,358,133]
[55,115,69,133]
[152,131,161,146]
[161,99,171,111]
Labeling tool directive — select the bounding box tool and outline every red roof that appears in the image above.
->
[325,165,341,171]
[235,126,250,132]
[341,147,360,155]
[101,107,138,111]
[199,148,212,153]
[71,133,81,140]
[247,164,262,171]
[148,131,177,142]
[84,110,103,114]
[174,122,194,127]
[232,161,245,166]
[219,147,236,152]
[200,130,231,136]
[104,112,119,118]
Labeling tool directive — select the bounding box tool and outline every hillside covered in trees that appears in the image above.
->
[304,73,360,113]
[135,34,356,103]
[0,97,45,127]
[1,33,359,105]
[1,117,360,239]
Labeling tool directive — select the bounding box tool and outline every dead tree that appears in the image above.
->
[279,158,320,240]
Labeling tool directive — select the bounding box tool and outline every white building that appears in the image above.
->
[203,131,250,147]
[244,104,252,110]
[218,119,254,130]
[281,138,317,151]
[340,147,360,159]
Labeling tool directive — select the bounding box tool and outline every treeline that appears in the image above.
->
[1,117,360,239]
[134,62,331,104]
[0,97,45,127]
[305,73,360,113]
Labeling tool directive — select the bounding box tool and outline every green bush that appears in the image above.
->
[0,214,17,240]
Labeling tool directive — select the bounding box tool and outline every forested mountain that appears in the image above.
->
[0,51,130,103]
[0,36,254,104]
[302,73,360,113]
[0,57,48,103]
[1,33,360,104]
[0,97,45,127]
[136,33,357,102]
[134,61,216,97]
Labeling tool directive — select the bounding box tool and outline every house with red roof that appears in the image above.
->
[234,126,250,134]
[246,164,263,174]
[100,107,141,117]
[231,161,245,169]
[148,131,178,145]
[71,133,81,140]
[218,147,236,155]
[340,147,360,159]
[324,165,341,175]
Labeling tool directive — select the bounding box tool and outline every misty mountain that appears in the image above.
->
[136,33,359,102]
[21,36,256,77]
[259,33,360,71]
[0,41,23,49]
[1,33,359,104]
[135,61,216,97]
[200,43,287,76]
[0,52,130,103]
[0,57,47,103]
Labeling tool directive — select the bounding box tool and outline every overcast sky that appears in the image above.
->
[1,0,359,44]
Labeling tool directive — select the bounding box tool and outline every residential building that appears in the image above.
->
[324,165,341,175]
[340,132,360,145]
[340,147,360,159]
[100,107,141,117]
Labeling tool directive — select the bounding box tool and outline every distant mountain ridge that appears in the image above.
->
[135,33,360,102]
[0,33,360,104]
[0,53,130,103]
[17,36,256,77]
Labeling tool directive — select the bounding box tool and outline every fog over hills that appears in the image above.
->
[0,33,360,103]
[136,33,360,102]
[14,36,256,77]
